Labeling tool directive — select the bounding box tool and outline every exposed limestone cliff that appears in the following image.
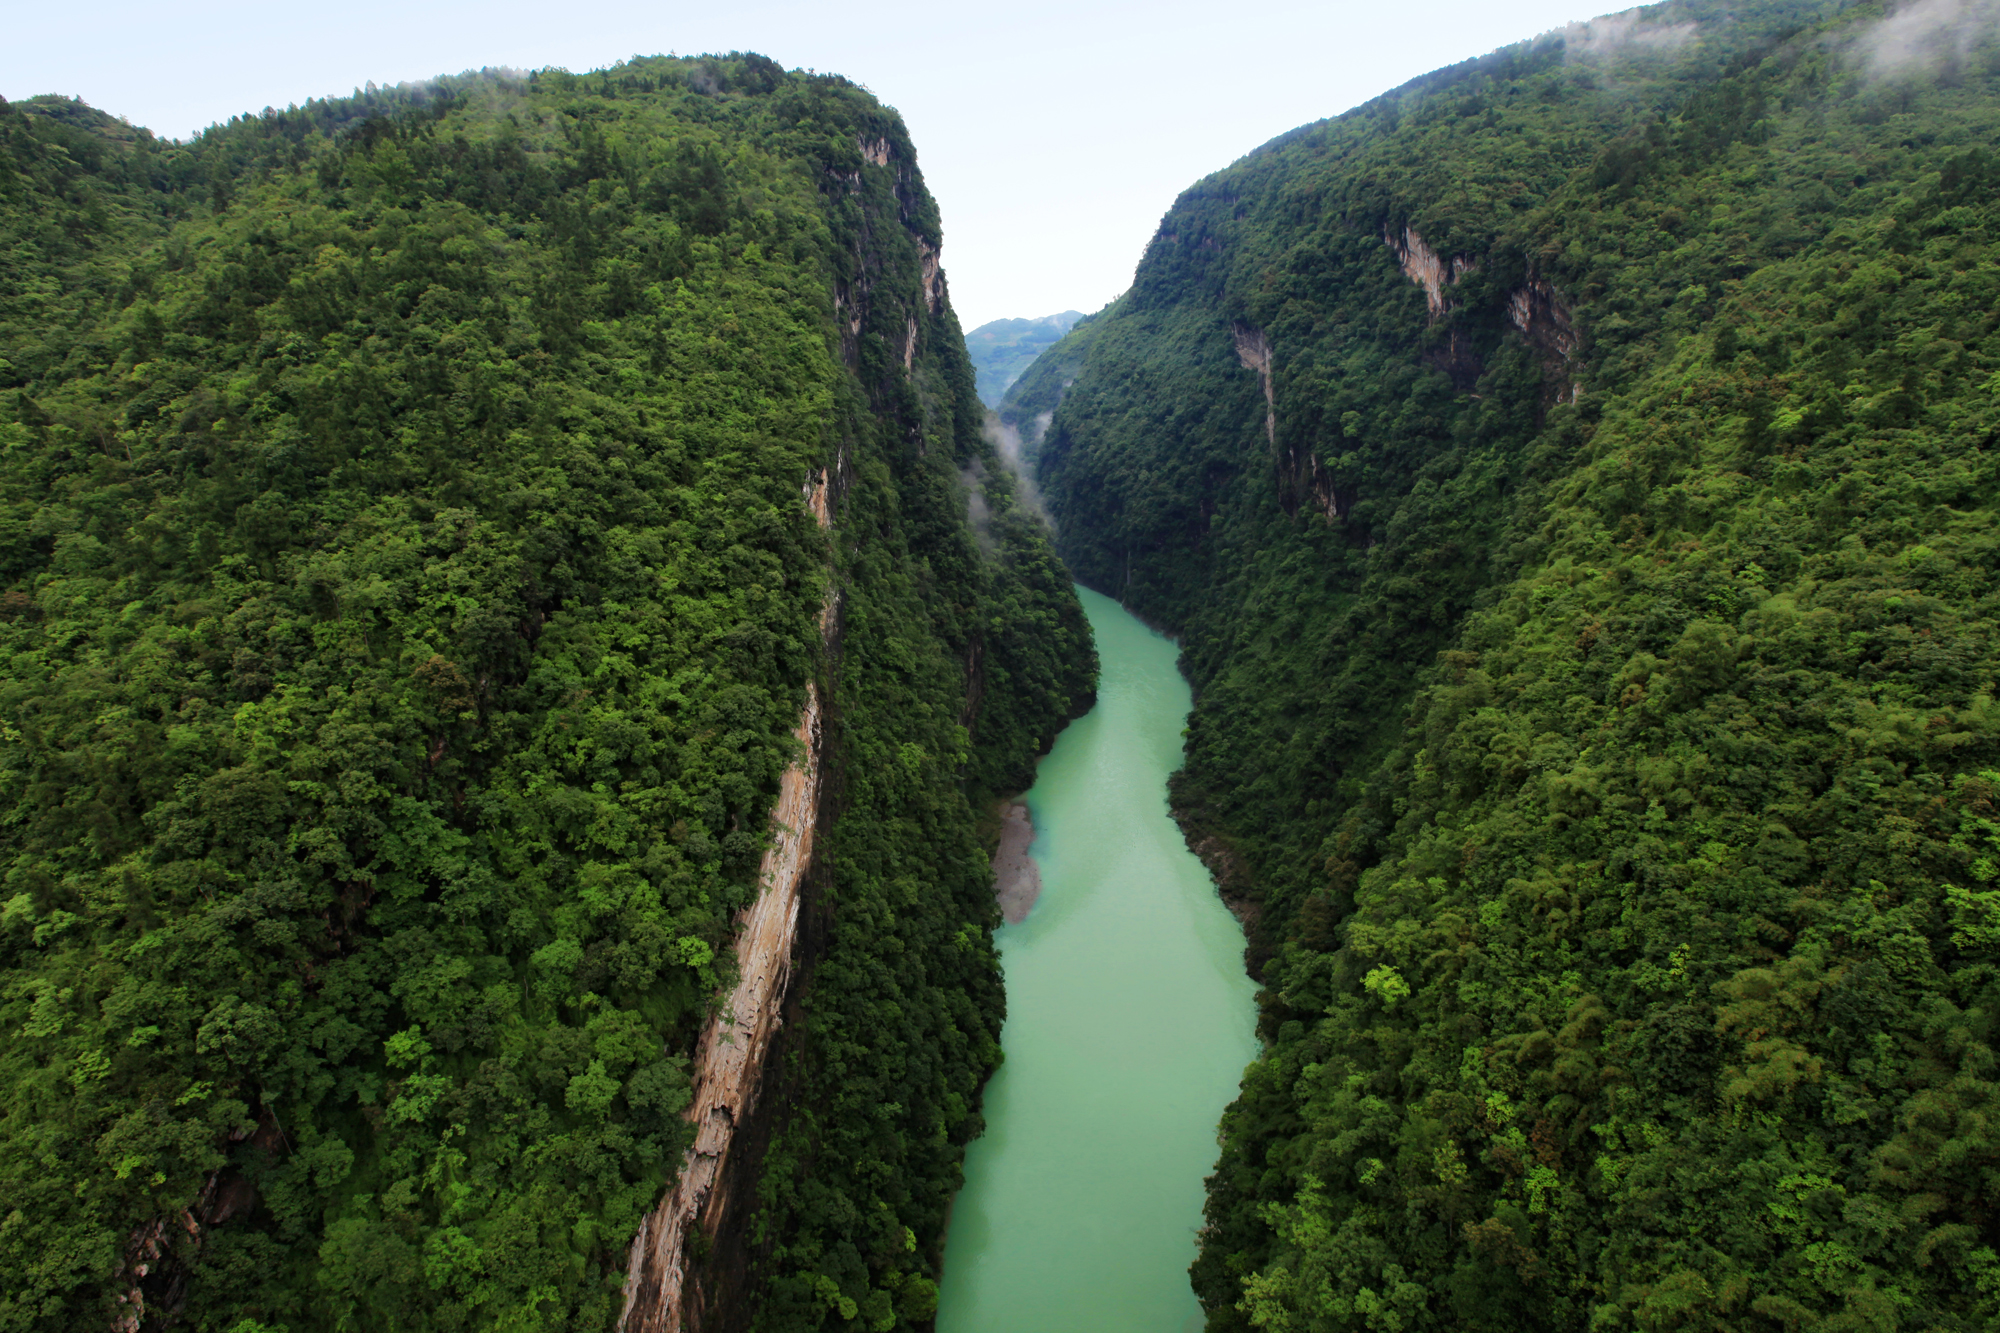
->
[1385,223,1580,401]
[114,1111,287,1330]
[619,477,837,1333]
[916,238,944,317]
[1506,275,1582,401]
[1382,224,1488,389]
[1231,323,1274,445]
[1383,224,1475,320]
[1233,321,1341,522]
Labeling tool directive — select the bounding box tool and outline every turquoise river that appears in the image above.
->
[937,586,1260,1332]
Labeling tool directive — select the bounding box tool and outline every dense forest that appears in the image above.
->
[0,55,1093,1333]
[1008,0,2000,1327]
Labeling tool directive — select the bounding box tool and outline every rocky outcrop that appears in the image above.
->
[112,1110,288,1330]
[1383,224,1485,389]
[1232,323,1275,445]
[1384,224,1581,401]
[916,238,944,317]
[1288,451,1342,522]
[1186,833,1265,973]
[1384,224,1476,320]
[835,287,863,339]
[833,145,944,373]
[113,1216,179,1333]
[1234,322,1342,522]
[619,473,837,1333]
[1507,276,1582,402]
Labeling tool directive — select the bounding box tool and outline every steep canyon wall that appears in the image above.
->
[1012,1,2000,1327]
[0,58,1091,1333]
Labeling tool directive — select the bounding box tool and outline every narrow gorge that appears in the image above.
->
[6,0,2000,1328]
[937,588,1256,1333]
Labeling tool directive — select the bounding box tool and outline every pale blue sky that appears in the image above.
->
[8,0,1602,328]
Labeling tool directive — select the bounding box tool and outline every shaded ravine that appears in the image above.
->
[939,586,1259,1333]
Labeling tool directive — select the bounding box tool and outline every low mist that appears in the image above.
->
[984,414,1051,526]
[1557,9,1699,61]
[1855,0,2000,78]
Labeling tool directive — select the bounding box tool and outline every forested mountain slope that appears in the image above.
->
[1007,0,2000,1327]
[0,59,1092,1333]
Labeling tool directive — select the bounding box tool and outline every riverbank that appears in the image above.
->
[992,802,1040,924]
[939,585,1258,1333]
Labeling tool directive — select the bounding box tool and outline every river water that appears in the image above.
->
[937,586,1259,1333]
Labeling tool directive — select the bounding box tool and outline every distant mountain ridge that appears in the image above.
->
[964,310,1084,407]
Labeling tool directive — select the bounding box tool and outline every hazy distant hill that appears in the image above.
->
[964,310,1083,406]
